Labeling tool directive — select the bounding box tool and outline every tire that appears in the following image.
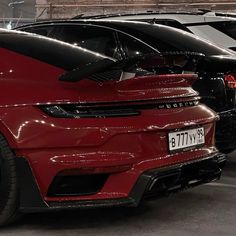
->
[0,134,19,226]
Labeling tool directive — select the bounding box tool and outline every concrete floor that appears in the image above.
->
[2,151,236,236]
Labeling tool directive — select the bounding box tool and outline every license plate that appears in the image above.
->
[168,127,205,153]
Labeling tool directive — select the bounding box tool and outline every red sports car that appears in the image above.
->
[0,30,225,226]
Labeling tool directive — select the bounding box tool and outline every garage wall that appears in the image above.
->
[157,0,236,10]
[35,0,236,20]
[0,0,36,28]
[0,0,36,18]
[1,0,236,26]
[36,0,157,19]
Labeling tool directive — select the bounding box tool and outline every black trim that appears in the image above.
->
[41,105,141,118]
[40,100,199,119]
[48,198,134,209]
[142,154,225,198]
[70,11,211,20]
[16,157,49,212]
[184,22,213,27]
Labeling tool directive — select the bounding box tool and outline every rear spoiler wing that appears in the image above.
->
[59,51,205,83]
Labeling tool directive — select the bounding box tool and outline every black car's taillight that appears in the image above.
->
[224,74,236,89]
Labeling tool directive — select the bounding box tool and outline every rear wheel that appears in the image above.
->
[0,134,19,226]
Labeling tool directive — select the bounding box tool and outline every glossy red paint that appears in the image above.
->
[0,48,199,106]
[0,45,219,204]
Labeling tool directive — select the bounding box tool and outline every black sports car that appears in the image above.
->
[16,20,236,153]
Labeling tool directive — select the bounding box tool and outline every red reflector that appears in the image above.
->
[59,165,132,176]
[224,74,236,89]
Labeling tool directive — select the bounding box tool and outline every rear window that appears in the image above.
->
[209,21,236,40]
[22,26,54,37]
[55,25,118,58]
[98,22,232,56]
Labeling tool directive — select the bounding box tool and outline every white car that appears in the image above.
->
[87,10,236,51]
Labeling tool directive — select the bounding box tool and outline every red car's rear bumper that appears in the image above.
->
[17,153,225,212]
[0,103,221,211]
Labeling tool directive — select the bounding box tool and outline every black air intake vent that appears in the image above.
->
[48,174,109,197]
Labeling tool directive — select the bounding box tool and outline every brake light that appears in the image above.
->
[224,74,236,89]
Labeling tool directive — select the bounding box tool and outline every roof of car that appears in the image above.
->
[15,19,192,39]
[16,19,234,57]
[15,18,159,28]
[70,10,236,24]
[72,9,210,19]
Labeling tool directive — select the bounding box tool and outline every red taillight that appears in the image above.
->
[224,74,236,89]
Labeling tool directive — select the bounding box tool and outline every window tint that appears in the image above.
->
[100,22,232,56]
[209,21,236,40]
[118,32,155,57]
[22,26,54,37]
[55,25,119,58]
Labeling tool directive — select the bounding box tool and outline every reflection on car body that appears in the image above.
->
[0,29,225,226]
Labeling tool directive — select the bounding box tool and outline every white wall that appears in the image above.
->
[36,0,48,19]
[0,0,36,28]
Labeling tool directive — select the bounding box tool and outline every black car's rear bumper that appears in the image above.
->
[16,153,226,213]
[216,108,236,152]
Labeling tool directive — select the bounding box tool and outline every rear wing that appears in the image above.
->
[59,51,205,83]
